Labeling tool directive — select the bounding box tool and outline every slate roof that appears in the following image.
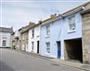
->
[18,22,36,33]
[0,27,13,33]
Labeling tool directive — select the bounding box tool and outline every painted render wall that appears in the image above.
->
[39,12,82,60]
[61,12,82,60]
[0,32,12,47]
[62,13,82,40]
[40,19,63,58]
[27,26,40,53]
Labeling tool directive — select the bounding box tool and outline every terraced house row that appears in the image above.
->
[12,2,90,64]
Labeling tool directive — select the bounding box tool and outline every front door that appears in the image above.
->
[37,41,39,53]
[57,41,61,58]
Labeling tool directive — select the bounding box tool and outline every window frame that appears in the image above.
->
[32,29,34,38]
[68,15,76,32]
[46,42,50,53]
[32,42,34,51]
[2,40,6,46]
[46,24,50,35]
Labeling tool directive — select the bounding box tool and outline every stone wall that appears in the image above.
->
[82,13,90,63]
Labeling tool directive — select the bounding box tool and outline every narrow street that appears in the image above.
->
[0,48,86,71]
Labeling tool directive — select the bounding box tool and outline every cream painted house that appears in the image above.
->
[19,22,35,51]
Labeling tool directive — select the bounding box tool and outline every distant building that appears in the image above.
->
[0,27,13,48]
[11,31,21,50]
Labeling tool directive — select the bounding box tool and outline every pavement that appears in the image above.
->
[50,59,90,71]
[0,48,90,71]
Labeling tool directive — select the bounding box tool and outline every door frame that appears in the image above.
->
[37,41,39,53]
[56,41,61,58]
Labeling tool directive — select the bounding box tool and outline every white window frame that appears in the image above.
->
[32,29,34,38]
[2,40,6,46]
[46,24,50,36]
[46,42,50,53]
[68,15,76,32]
[32,42,34,51]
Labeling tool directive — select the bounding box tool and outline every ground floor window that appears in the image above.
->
[32,42,34,51]
[46,42,50,53]
[2,40,6,46]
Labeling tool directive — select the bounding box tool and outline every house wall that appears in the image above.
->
[82,13,90,63]
[20,31,28,51]
[40,19,63,58]
[62,12,82,60]
[27,26,40,53]
[0,32,12,47]
[62,13,82,40]
[40,12,82,60]
[12,31,21,49]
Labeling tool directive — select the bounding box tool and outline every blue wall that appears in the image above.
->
[39,12,82,59]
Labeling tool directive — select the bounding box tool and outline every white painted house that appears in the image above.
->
[27,23,41,53]
[0,27,13,48]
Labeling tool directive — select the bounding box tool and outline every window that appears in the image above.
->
[46,24,50,35]
[2,40,6,46]
[46,42,50,53]
[2,37,7,39]
[32,29,34,38]
[68,15,76,32]
[32,42,34,51]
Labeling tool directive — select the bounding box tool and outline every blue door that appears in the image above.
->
[57,41,61,58]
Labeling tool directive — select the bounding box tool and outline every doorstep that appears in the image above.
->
[50,59,90,71]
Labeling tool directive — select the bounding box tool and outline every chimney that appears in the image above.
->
[50,13,57,18]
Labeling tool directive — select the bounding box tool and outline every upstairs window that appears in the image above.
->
[46,24,50,35]
[32,29,34,38]
[68,15,76,32]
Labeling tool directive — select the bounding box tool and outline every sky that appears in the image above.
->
[0,0,90,31]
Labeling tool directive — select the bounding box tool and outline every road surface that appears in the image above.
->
[0,48,86,71]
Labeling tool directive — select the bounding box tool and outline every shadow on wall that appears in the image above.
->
[0,60,14,71]
[64,38,82,62]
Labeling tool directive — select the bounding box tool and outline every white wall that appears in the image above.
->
[0,32,12,47]
[27,26,40,53]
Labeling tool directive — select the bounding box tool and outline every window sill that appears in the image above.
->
[31,37,34,39]
[68,30,76,34]
[45,35,50,38]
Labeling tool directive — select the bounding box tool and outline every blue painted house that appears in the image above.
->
[39,2,90,62]
[40,15,64,59]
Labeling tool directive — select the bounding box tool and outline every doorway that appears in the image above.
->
[64,38,82,62]
[57,41,61,58]
[37,41,39,53]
